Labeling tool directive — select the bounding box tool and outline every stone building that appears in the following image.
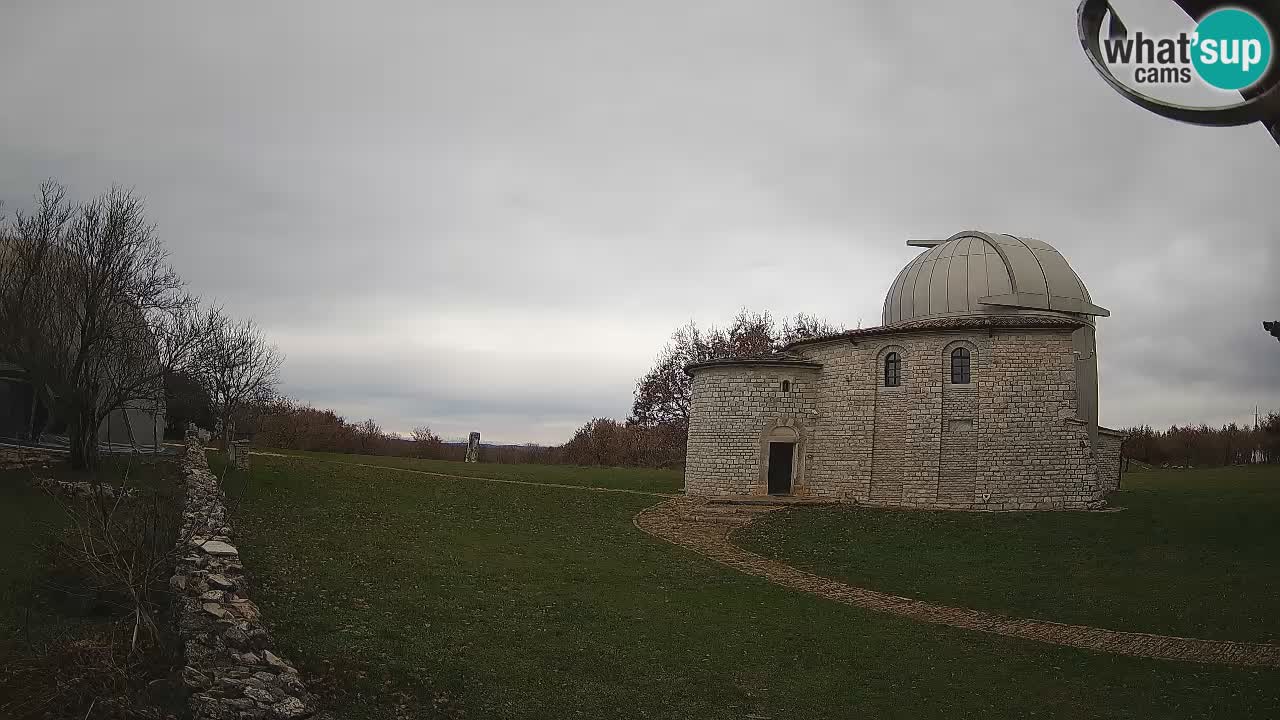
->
[684,230,1125,510]
[0,239,167,450]
[0,363,166,450]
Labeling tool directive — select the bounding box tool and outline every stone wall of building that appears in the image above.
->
[1097,427,1126,492]
[684,365,818,496]
[939,363,981,505]
[800,330,999,505]
[686,325,1110,510]
[970,332,1101,510]
[172,430,320,720]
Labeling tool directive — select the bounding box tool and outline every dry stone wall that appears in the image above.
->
[35,477,136,500]
[172,431,320,720]
[686,325,1111,510]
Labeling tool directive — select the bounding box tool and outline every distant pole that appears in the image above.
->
[465,431,480,463]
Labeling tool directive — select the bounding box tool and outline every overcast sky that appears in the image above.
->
[2,0,1277,443]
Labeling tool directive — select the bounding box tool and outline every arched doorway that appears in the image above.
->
[765,425,799,495]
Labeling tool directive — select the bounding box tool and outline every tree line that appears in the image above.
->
[232,400,689,467]
[220,309,843,468]
[1119,415,1280,468]
[232,396,1280,471]
[218,396,534,462]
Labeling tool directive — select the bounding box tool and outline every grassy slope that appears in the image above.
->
[223,454,1280,720]
[258,448,685,494]
[0,480,65,657]
[739,465,1280,643]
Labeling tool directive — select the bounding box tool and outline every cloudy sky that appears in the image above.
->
[2,0,1276,443]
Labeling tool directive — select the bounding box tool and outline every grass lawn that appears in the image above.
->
[1,451,186,720]
[1,452,179,656]
[0,468,67,659]
[258,448,684,494]
[221,453,1280,719]
[738,465,1280,644]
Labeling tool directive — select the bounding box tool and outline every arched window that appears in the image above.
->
[951,347,971,384]
[884,352,900,387]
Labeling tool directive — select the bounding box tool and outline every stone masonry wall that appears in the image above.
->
[1097,427,1125,492]
[684,366,818,496]
[801,330,997,505]
[939,374,980,504]
[971,332,1101,510]
[172,431,320,720]
[686,327,1108,510]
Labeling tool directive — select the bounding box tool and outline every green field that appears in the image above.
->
[0,473,67,658]
[1,452,185,720]
[1,453,180,656]
[260,448,685,494]
[738,465,1280,643]
[220,453,1280,719]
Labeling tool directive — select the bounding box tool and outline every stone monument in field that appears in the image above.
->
[465,432,480,463]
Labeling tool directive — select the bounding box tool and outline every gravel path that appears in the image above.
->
[634,497,1280,668]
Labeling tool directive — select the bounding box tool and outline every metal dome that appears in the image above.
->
[882,231,1109,327]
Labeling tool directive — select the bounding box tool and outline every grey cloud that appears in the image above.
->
[2,0,1277,443]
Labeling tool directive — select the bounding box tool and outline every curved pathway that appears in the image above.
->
[634,497,1280,668]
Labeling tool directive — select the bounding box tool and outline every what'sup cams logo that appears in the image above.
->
[1078,1,1280,143]
[1100,6,1272,89]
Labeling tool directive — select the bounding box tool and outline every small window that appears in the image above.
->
[781,380,791,392]
[884,352,900,387]
[951,347,971,384]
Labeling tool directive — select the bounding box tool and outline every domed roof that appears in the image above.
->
[882,231,1108,327]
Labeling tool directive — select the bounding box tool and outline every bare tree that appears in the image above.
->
[355,418,383,455]
[560,416,688,467]
[780,312,845,345]
[628,322,711,428]
[0,181,205,470]
[164,368,216,435]
[198,309,283,447]
[629,308,843,429]
[411,425,442,458]
[721,308,776,357]
[58,475,192,651]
